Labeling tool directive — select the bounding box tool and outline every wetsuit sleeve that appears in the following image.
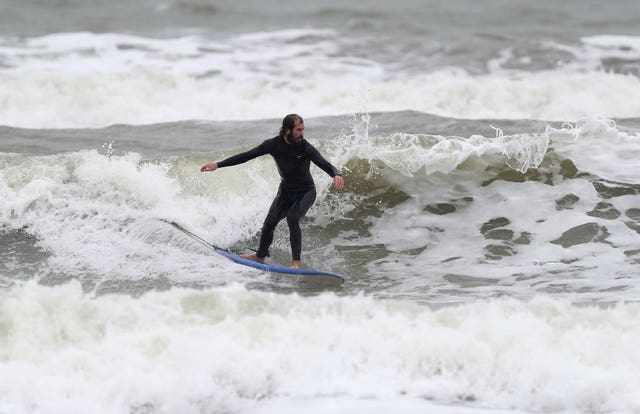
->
[307,145,341,177]
[217,140,270,168]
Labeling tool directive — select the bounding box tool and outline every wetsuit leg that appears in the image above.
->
[256,185,290,258]
[286,187,317,261]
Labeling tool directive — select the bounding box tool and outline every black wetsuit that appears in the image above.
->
[217,136,341,261]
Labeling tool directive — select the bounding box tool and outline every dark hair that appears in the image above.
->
[279,114,303,137]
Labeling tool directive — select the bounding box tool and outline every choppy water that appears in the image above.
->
[1,1,640,413]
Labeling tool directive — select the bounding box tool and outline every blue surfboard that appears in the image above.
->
[163,219,345,286]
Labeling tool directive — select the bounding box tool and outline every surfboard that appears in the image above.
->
[162,219,345,286]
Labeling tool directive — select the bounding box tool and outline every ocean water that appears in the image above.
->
[1,1,640,413]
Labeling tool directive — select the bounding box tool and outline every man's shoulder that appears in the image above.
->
[259,136,280,151]
[302,139,320,153]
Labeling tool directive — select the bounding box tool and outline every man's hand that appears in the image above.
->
[333,175,344,189]
[200,162,218,172]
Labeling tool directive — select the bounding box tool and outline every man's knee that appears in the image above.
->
[262,214,280,232]
[286,213,301,227]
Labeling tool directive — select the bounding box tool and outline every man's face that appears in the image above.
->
[289,121,304,145]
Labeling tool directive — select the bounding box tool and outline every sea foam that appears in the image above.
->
[0,282,638,413]
[2,32,640,128]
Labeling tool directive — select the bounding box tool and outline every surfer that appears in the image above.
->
[200,114,344,268]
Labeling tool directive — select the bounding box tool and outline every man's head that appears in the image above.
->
[280,114,304,145]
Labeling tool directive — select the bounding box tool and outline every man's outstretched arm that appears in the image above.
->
[200,142,269,173]
[308,145,344,189]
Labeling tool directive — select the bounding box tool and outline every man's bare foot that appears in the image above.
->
[241,253,264,263]
[291,260,301,269]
